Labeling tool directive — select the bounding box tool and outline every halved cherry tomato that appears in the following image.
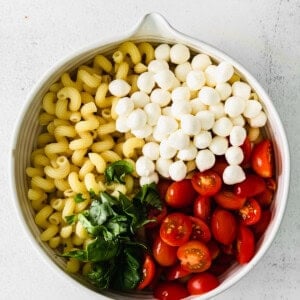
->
[177,240,211,273]
[251,139,273,178]
[193,195,211,221]
[214,190,246,210]
[160,213,192,247]
[165,179,197,208]
[137,254,156,290]
[166,263,191,281]
[191,171,222,196]
[187,272,219,295]
[206,240,220,260]
[153,282,189,300]
[211,157,228,176]
[241,136,252,167]
[256,188,273,207]
[211,209,237,245]
[266,178,276,191]
[252,210,272,239]
[236,225,255,264]
[157,179,172,200]
[146,205,168,229]
[152,236,178,267]
[239,198,262,225]
[189,216,211,243]
[234,174,266,198]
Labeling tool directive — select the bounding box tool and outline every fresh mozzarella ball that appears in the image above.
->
[215,61,234,83]
[132,124,153,138]
[169,160,187,181]
[155,43,171,61]
[115,97,134,116]
[190,98,208,114]
[195,149,216,172]
[140,172,159,186]
[131,91,150,108]
[142,142,160,160]
[161,106,173,117]
[209,103,225,119]
[148,59,169,73]
[209,136,228,155]
[108,79,131,97]
[215,83,232,100]
[231,115,246,127]
[152,127,168,142]
[135,156,155,177]
[159,140,177,159]
[170,44,190,64]
[154,69,176,90]
[194,131,212,149]
[248,111,267,127]
[137,72,155,94]
[168,130,190,150]
[171,86,191,102]
[171,100,192,120]
[247,127,260,142]
[212,117,233,137]
[229,125,247,146]
[150,88,171,107]
[156,115,178,136]
[116,115,130,133]
[175,62,192,82]
[144,102,161,126]
[156,157,172,178]
[232,81,251,99]
[191,54,212,71]
[243,100,262,119]
[204,65,217,87]
[198,87,221,105]
[196,111,215,130]
[223,165,246,185]
[225,146,244,165]
[180,114,201,135]
[186,70,206,91]
[177,143,198,161]
[224,96,246,118]
[126,109,147,130]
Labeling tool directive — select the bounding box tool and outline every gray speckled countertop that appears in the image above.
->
[1,0,299,299]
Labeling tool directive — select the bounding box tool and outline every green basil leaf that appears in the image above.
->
[87,261,115,289]
[89,200,116,225]
[86,238,119,262]
[74,193,85,203]
[62,249,87,261]
[104,160,134,184]
[65,214,77,225]
[106,215,129,237]
[134,183,162,210]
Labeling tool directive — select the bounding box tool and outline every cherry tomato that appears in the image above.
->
[252,210,272,239]
[137,254,156,290]
[189,216,211,243]
[193,195,211,221]
[177,241,211,273]
[153,282,189,300]
[211,157,228,176]
[211,209,237,245]
[241,136,252,167]
[152,236,178,267]
[266,178,276,191]
[165,179,197,208]
[236,225,255,264]
[256,188,273,207]
[187,272,219,295]
[220,243,234,255]
[146,205,168,229]
[251,139,273,178]
[191,171,222,196]
[206,240,220,260]
[239,198,262,225]
[165,263,191,281]
[234,174,266,198]
[214,190,246,210]
[157,179,172,200]
[160,213,192,247]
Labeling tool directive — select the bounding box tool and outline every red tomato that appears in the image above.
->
[187,272,219,295]
[211,157,228,176]
[252,210,272,239]
[166,263,191,281]
[193,195,211,221]
[152,236,178,267]
[177,241,211,273]
[160,213,192,247]
[214,190,247,210]
[165,179,197,208]
[234,174,266,198]
[266,178,276,191]
[256,188,273,207]
[191,171,222,196]
[239,198,262,225]
[153,282,189,300]
[137,254,156,290]
[241,136,252,167]
[211,209,237,245]
[189,216,211,243]
[236,225,255,264]
[157,179,172,200]
[251,139,273,178]
[206,240,220,260]
[146,205,168,229]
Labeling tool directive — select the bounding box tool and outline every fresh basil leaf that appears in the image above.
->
[74,193,85,203]
[134,183,162,210]
[86,237,119,262]
[89,200,116,226]
[78,213,101,236]
[65,214,77,225]
[106,215,129,237]
[87,261,115,289]
[62,249,87,261]
[99,192,119,206]
[104,160,134,184]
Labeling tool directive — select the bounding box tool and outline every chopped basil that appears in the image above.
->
[104,160,134,184]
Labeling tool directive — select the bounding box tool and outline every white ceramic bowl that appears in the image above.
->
[10,13,290,299]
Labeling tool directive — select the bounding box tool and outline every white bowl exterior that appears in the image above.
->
[10,13,290,300]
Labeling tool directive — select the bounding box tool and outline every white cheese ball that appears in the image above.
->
[152,127,168,142]
[198,87,221,105]
[204,65,217,87]
[209,136,228,155]
[140,172,159,186]
[175,62,192,82]
[108,79,131,97]
[180,114,201,135]
[232,81,251,99]
[190,98,208,114]
[186,70,206,91]
[116,115,130,133]
[215,83,232,100]
[159,140,177,159]
[209,103,225,119]
[171,100,192,120]
[115,97,134,116]
[169,160,187,181]
[223,165,246,185]
[171,86,191,102]
[150,88,171,107]
[132,124,153,139]
[137,72,155,94]
[215,61,234,83]
[135,156,155,177]
[194,131,212,149]
[156,158,172,178]
[148,59,169,73]
[229,126,247,146]
[144,102,161,126]
[168,130,190,150]
[156,115,178,136]
[243,100,262,119]
[170,44,190,64]
[191,54,212,71]
[142,142,160,161]
[172,77,181,90]
[155,44,171,61]
[196,110,215,130]
[248,111,267,127]
[224,96,246,118]
[177,143,198,161]
[154,69,176,90]
[126,109,147,130]
[196,149,216,172]
[231,115,246,127]
[212,117,233,137]
[225,146,244,165]
[131,91,150,108]
[161,106,173,117]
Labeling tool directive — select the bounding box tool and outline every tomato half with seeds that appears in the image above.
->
[239,198,262,226]
[214,190,246,210]
[193,195,211,221]
[160,213,192,247]
[189,216,211,243]
[192,170,222,196]
[234,174,266,198]
[187,272,219,295]
[177,241,211,273]
[236,225,255,264]
[137,254,156,290]
[152,236,178,267]
[153,282,189,300]
[165,263,191,281]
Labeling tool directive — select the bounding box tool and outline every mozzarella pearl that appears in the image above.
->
[148,59,169,73]
[204,65,217,87]
[231,115,246,127]
[152,127,168,142]
[168,130,190,150]
[223,165,246,185]
[135,156,155,177]
[186,70,206,91]
[108,79,131,97]
[155,44,171,61]
[171,100,192,120]
[209,103,225,119]
[156,115,178,136]
[154,70,176,90]
[175,62,192,82]
[177,143,198,161]
[150,88,171,107]
[209,136,228,155]
[248,111,267,127]
[190,98,208,114]
[144,102,161,126]
[142,142,160,160]
[215,61,234,83]
[225,146,244,165]
[170,44,190,64]
[171,86,191,102]
[215,83,232,100]
[161,106,173,117]
[115,97,134,116]
[196,111,215,130]
[195,149,216,172]
[159,140,177,159]
[116,115,130,133]
[169,160,187,181]
[180,114,201,135]
[229,126,247,146]
[194,131,212,149]
[232,81,251,99]
[126,109,147,130]
[243,100,262,119]
[137,72,155,94]
[191,54,212,71]
[198,87,221,105]
[172,77,181,90]
[132,124,153,139]
[140,172,159,186]
[212,117,233,137]
[224,96,246,117]
[131,91,150,108]
[156,158,172,178]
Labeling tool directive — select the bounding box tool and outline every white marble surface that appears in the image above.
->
[1,0,299,299]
